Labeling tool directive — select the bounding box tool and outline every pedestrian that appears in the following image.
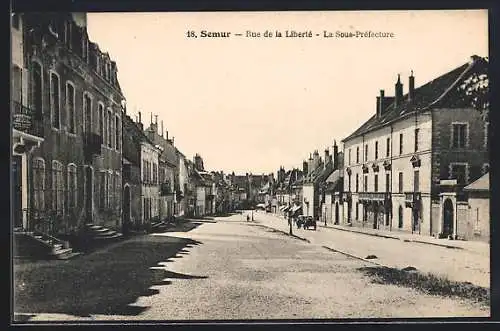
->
[247,214,250,222]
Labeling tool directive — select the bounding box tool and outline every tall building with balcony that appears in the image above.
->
[341,56,489,238]
[11,13,45,231]
[17,13,125,235]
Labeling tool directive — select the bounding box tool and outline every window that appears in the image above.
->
[414,170,420,192]
[32,158,45,211]
[115,115,120,151]
[64,21,72,47]
[348,149,351,165]
[116,173,121,210]
[355,202,359,220]
[398,206,403,228]
[83,93,92,133]
[356,147,359,163]
[67,164,77,210]
[374,174,379,192]
[98,103,104,139]
[414,128,420,152]
[386,137,390,157]
[375,141,378,160]
[50,73,60,129]
[348,174,351,191]
[450,163,467,185]
[103,110,107,145]
[473,208,481,233]
[12,13,20,29]
[107,110,112,147]
[355,174,359,192]
[12,65,22,103]
[385,173,390,192]
[82,32,88,61]
[107,172,113,209]
[452,123,467,148]
[399,133,403,155]
[32,62,43,118]
[398,172,403,193]
[364,144,368,161]
[51,161,64,214]
[363,175,368,192]
[66,82,75,133]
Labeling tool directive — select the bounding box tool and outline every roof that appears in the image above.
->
[342,56,488,142]
[323,170,343,192]
[464,173,489,191]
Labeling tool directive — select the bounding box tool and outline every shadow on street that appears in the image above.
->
[14,227,206,319]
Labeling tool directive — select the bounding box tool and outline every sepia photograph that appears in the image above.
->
[10,8,490,323]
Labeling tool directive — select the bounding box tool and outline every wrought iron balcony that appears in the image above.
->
[12,101,44,138]
[83,132,103,156]
[358,192,391,202]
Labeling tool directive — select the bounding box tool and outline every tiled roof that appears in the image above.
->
[342,56,488,142]
[323,170,343,192]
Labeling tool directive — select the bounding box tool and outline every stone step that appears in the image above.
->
[94,232,122,240]
[52,248,74,260]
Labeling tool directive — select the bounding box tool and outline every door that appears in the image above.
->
[85,167,93,223]
[12,155,22,229]
[373,203,378,229]
[123,186,130,231]
[443,198,454,236]
[335,203,339,224]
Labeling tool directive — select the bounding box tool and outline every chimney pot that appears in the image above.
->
[409,70,415,101]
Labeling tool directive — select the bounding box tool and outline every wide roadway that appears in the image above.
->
[22,213,488,321]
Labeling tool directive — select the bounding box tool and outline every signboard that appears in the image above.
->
[13,114,32,131]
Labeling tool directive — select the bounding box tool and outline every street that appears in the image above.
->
[14,214,489,321]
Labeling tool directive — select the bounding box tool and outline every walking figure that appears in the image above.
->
[247,215,250,222]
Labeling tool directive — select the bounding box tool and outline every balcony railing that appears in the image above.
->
[83,132,103,158]
[358,192,391,202]
[12,101,44,138]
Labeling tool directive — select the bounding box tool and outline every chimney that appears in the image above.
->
[161,120,164,137]
[333,140,339,169]
[378,89,385,118]
[303,160,308,174]
[395,74,403,107]
[408,70,415,101]
[138,111,142,124]
[166,130,169,140]
[150,112,153,125]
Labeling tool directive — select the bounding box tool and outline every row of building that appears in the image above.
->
[11,12,255,238]
[250,56,490,242]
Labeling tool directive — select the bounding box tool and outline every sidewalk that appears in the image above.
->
[250,211,490,288]
[319,224,489,256]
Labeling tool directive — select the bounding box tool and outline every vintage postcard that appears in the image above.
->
[11,9,490,323]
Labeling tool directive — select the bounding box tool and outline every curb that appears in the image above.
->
[321,245,384,267]
[249,223,310,243]
[320,225,464,250]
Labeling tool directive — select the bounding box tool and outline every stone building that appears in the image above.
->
[462,172,489,242]
[144,116,178,221]
[341,55,489,237]
[20,12,125,234]
[176,149,190,217]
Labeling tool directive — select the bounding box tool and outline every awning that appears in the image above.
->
[257,203,267,208]
[291,205,302,213]
[282,206,290,212]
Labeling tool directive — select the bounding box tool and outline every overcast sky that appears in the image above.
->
[86,10,487,175]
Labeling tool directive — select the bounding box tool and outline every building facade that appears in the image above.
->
[21,13,125,235]
[341,56,489,238]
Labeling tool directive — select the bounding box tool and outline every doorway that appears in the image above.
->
[335,202,339,224]
[123,185,131,232]
[373,203,378,229]
[12,155,22,229]
[85,167,93,224]
[443,198,454,236]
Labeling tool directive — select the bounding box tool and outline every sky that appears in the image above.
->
[86,10,488,175]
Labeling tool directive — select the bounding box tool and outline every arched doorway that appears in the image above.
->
[443,198,454,236]
[85,167,93,224]
[123,185,131,233]
[335,202,339,224]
